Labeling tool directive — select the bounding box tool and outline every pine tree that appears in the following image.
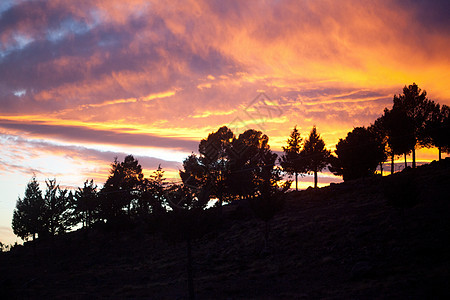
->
[74,179,99,228]
[12,176,45,241]
[43,179,75,236]
[301,126,330,188]
[279,126,304,191]
[392,83,435,168]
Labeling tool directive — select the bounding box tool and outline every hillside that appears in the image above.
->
[1,159,449,299]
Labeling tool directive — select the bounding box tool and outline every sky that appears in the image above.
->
[1,0,449,245]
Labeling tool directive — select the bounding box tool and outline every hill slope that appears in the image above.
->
[1,160,449,299]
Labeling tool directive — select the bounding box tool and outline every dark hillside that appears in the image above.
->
[1,159,450,299]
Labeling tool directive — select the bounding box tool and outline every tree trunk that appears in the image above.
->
[295,172,298,191]
[404,153,407,169]
[391,153,395,175]
[187,236,195,300]
[412,147,416,168]
[439,146,442,161]
[314,170,318,189]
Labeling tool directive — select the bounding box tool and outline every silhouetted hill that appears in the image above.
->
[1,159,449,299]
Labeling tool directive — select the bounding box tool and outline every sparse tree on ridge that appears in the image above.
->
[300,126,330,188]
[179,153,207,189]
[198,126,234,209]
[378,107,415,170]
[12,176,45,241]
[392,83,435,168]
[424,103,450,160]
[368,119,389,176]
[140,165,168,217]
[279,126,304,191]
[226,129,276,199]
[100,155,144,222]
[42,179,76,236]
[332,126,387,181]
[74,179,99,228]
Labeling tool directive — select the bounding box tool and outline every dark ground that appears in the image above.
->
[1,159,449,299]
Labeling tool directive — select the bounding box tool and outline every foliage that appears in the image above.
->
[12,176,45,241]
[139,165,168,217]
[226,129,277,199]
[392,83,435,167]
[100,155,145,222]
[279,126,304,190]
[12,177,75,240]
[424,103,450,159]
[199,126,234,207]
[332,127,386,181]
[42,179,76,236]
[300,126,330,188]
[74,179,99,228]
[180,154,207,189]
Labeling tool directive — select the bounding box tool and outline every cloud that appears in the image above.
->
[0,132,182,183]
[0,119,198,152]
[0,0,449,170]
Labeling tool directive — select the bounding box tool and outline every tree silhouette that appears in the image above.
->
[424,103,450,160]
[227,129,275,199]
[100,155,144,223]
[74,179,99,228]
[198,126,234,210]
[279,126,304,191]
[180,154,207,189]
[300,126,330,188]
[12,176,45,241]
[140,165,168,218]
[368,118,389,175]
[332,127,386,181]
[378,107,414,170]
[392,83,435,168]
[42,179,76,237]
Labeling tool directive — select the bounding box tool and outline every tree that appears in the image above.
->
[300,126,330,188]
[392,83,435,168]
[198,126,234,210]
[279,126,304,191]
[380,107,415,170]
[139,165,168,217]
[12,176,45,241]
[425,103,450,160]
[74,179,99,228]
[226,129,276,199]
[42,179,75,237]
[100,155,144,222]
[179,153,207,189]
[368,118,389,176]
[332,127,386,181]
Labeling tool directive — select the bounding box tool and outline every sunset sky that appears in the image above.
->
[1,0,449,245]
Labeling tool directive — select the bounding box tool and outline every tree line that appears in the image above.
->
[11,83,450,242]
